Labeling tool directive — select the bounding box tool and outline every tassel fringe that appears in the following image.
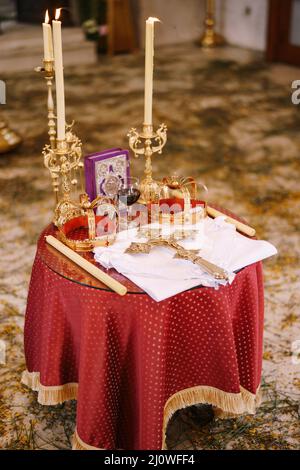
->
[72,429,102,450]
[161,385,261,449]
[21,370,78,405]
[21,370,261,450]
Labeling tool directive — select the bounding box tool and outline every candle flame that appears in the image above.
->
[45,10,50,24]
[55,8,62,20]
[147,17,160,24]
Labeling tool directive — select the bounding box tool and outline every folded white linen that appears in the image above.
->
[94,217,277,302]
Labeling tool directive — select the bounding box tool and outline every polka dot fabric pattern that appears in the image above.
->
[23,238,264,450]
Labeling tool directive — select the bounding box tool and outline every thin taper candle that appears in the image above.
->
[52,8,66,141]
[144,17,160,126]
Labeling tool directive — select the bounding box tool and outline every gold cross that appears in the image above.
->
[125,235,229,281]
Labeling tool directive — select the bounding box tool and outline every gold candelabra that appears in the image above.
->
[37,59,117,251]
[200,0,225,48]
[128,123,167,204]
[37,59,85,227]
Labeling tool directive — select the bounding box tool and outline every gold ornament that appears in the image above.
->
[125,235,229,281]
[200,0,225,48]
[128,123,167,204]
[38,59,117,251]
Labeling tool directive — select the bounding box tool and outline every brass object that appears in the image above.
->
[43,132,84,223]
[162,175,197,199]
[37,59,117,251]
[128,123,167,204]
[156,175,202,225]
[200,0,225,48]
[58,230,116,252]
[57,194,117,252]
[0,120,22,154]
[125,235,229,281]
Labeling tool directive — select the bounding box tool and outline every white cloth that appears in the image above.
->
[94,217,277,302]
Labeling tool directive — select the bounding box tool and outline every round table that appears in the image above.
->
[22,212,264,450]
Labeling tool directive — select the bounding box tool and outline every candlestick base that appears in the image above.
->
[138,178,161,205]
[43,126,84,225]
[128,123,167,204]
[200,30,225,48]
[199,1,225,48]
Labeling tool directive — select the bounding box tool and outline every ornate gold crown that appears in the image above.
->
[56,193,117,252]
[149,176,206,226]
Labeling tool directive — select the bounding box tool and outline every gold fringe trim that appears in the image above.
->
[22,370,261,450]
[72,428,104,450]
[21,370,78,406]
[162,385,261,449]
[71,386,261,451]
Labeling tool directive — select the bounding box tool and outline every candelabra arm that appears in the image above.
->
[127,128,145,158]
[127,123,168,203]
[152,123,167,154]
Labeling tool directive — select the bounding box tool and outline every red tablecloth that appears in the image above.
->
[22,223,264,450]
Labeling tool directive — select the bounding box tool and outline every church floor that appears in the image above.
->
[0,37,299,449]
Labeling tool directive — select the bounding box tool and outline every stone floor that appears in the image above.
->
[0,25,299,450]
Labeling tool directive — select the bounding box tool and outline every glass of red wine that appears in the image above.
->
[117,177,141,229]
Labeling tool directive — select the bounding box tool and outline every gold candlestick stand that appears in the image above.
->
[37,59,117,250]
[200,0,225,48]
[38,59,84,226]
[128,123,167,204]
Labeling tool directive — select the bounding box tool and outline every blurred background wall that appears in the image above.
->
[215,0,268,51]
[137,0,269,51]
[3,0,300,71]
[0,0,268,50]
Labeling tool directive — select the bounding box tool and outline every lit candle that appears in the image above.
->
[42,10,53,61]
[52,8,65,141]
[144,17,160,127]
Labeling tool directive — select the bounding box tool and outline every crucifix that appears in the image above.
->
[125,234,229,281]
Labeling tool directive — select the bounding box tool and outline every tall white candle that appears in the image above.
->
[144,17,160,126]
[42,10,53,61]
[52,9,66,141]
